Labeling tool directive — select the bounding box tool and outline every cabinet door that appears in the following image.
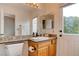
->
[38,46,49,56]
[49,44,56,56]
[49,40,56,56]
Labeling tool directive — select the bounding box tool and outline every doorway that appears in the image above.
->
[58,3,79,56]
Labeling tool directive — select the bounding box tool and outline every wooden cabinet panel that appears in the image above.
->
[38,46,49,56]
[38,41,50,48]
[49,44,56,56]
[49,39,56,56]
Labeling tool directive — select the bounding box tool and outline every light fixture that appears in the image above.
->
[28,3,39,8]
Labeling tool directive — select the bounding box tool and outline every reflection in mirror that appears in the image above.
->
[32,17,37,33]
[52,20,54,28]
[38,14,54,35]
[4,13,15,36]
[41,14,54,29]
[42,20,46,29]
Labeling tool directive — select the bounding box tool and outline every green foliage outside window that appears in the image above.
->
[64,16,79,34]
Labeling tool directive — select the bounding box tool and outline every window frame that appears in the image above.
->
[32,17,38,33]
[62,4,79,35]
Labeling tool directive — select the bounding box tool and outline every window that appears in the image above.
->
[63,4,79,34]
[32,17,37,33]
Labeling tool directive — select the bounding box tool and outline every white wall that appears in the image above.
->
[0,5,32,35]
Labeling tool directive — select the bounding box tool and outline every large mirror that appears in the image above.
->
[37,14,54,34]
[42,14,54,29]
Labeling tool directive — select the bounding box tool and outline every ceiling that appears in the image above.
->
[0,3,73,11]
[0,3,74,18]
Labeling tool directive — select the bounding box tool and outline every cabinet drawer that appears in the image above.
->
[38,41,50,48]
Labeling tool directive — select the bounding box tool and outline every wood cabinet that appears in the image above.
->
[38,46,49,56]
[28,40,50,56]
[49,39,56,56]
[28,38,56,56]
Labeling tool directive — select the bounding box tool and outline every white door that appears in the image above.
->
[57,4,79,56]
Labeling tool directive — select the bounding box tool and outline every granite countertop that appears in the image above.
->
[0,35,57,44]
[0,35,31,44]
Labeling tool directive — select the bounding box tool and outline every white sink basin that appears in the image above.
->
[31,37,49,42]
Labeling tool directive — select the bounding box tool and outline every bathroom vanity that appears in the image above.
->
[28,37,57,56]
